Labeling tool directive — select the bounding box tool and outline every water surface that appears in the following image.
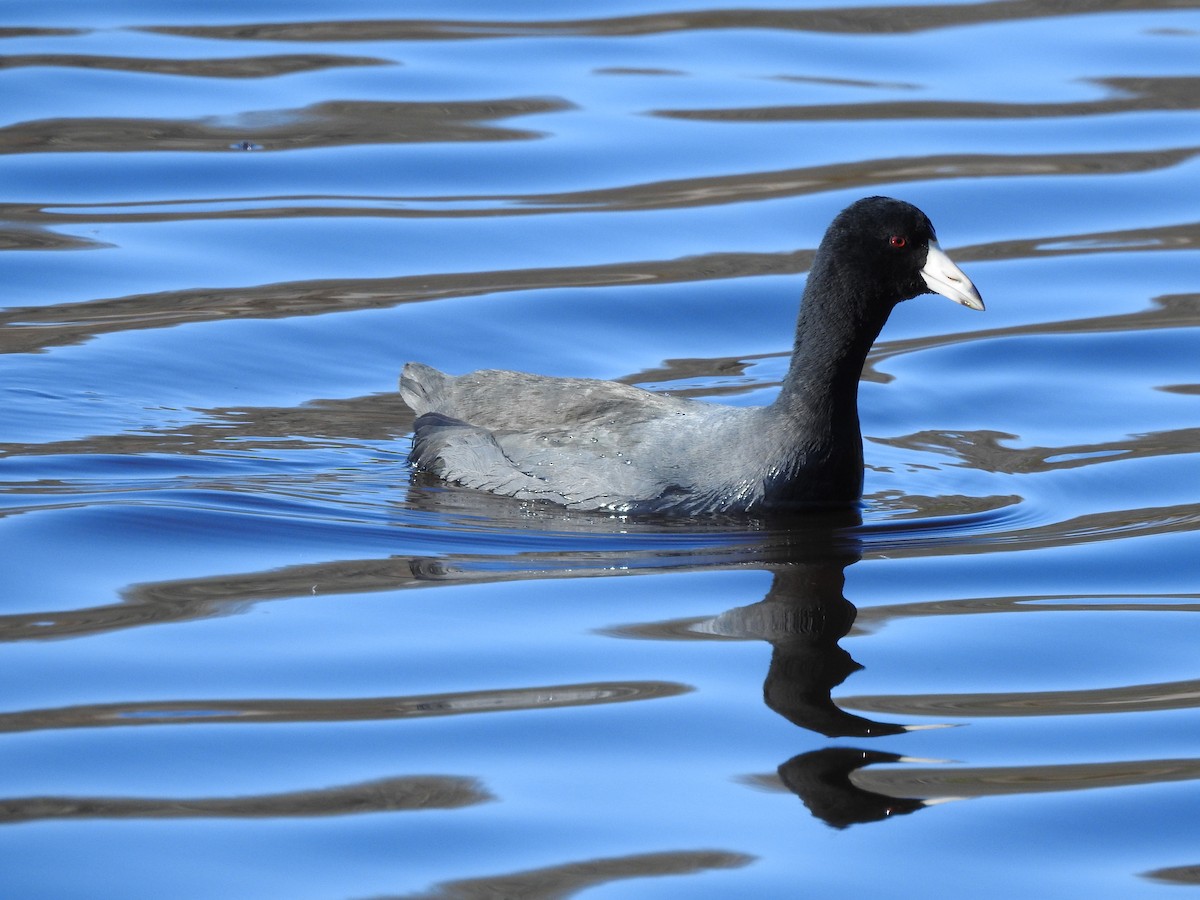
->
[2,1,1200,897]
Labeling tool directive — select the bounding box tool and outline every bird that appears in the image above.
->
[400,196,983,516]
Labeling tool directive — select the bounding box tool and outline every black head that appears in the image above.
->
[818,196,983,311]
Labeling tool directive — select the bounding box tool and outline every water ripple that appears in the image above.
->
[0,98,570,155]
[0,775,491,824]
[0,681,692,733]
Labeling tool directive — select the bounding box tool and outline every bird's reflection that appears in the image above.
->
[702,551,942,826]
[406,490,928,826]
[776,749,926,829]
[648,514,931,827]
[702,564,907,738]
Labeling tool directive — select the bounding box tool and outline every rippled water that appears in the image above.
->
[3,2,1200,897]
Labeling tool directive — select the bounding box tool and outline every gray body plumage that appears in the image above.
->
[401,364,841,514]
[400,197,983,516]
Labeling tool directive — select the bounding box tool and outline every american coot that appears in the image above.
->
[401,196,983,515]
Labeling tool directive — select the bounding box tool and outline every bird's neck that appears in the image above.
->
[774,262,892,427]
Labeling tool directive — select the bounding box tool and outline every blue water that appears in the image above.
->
[3,2,1200,897]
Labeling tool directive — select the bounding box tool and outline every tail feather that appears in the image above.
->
[399,362,447,416]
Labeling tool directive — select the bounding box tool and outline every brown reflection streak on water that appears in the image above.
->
[0,98,569,155]
[138,1,1199,42]
[850,756,1200,800]
[0,775,491,824]
[387,850,754,900]
[873,424,1200,476]
[0,681,690,735]
[1144,864,1200,885]
[0,28,85,38]
[0,225,106,251]
[656,77,1200,122]
[0,53,391,78]
[841,677,1200,718]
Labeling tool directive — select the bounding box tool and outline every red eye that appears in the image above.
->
[889,235,907,249]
